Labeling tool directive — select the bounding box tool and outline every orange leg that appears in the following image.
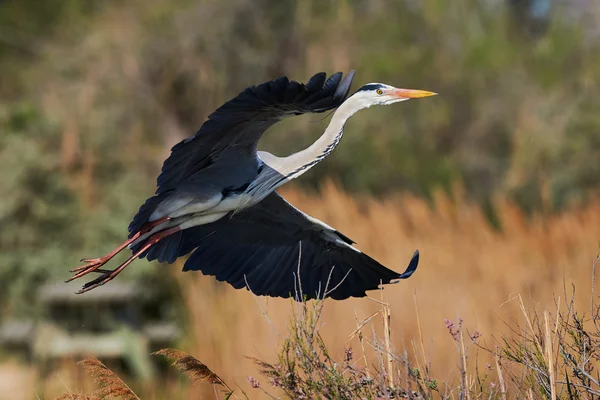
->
[75,226,181,294]
[66,217,171,282]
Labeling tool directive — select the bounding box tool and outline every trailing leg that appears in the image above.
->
[75,226,181,294]
[66,217,171,282]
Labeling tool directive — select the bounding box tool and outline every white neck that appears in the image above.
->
[260,95,366,182]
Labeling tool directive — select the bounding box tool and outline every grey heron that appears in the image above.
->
[68,70,436,300]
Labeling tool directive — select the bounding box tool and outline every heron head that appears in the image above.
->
[351,83,437,108]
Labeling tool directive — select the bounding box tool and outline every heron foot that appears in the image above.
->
[65,258,111,282]
[70,257,108,273]
[67,217,172,283]
[74,226,180,294]
[76,263,131,294]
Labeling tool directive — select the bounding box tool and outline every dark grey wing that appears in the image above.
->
[173,192,418,300]
[155,70,355,195]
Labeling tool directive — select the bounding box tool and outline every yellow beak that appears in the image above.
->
[390,88,438,99]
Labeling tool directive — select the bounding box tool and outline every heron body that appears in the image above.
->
[69,71,436,300]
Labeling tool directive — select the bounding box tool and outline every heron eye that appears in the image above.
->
[376,89,383,95]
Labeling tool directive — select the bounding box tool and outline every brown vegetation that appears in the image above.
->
[2,183,597,398]
[56,248,600,398]
[170,183,600,398]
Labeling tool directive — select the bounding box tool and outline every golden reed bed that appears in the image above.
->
[174,182,600,397]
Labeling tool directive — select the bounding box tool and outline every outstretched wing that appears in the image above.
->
[156,71,355,194]
[169,192,418,300]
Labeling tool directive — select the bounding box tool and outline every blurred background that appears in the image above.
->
[0,0,599,398]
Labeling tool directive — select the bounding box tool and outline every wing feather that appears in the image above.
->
[155,71,355,195]
[171,192,418,300]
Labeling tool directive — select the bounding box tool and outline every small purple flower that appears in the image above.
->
[269,376,282,388]
[345,347,353,362]
[248,376,260,388]
[444,318,460,341]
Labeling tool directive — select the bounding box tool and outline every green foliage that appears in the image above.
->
[0,103,79,315]
[0,0,599,315]
[0,102,156,316]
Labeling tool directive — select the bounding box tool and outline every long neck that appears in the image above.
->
[242,96,364,209]
[273,96,364,180]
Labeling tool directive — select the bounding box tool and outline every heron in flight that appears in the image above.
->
[68,70,436,300]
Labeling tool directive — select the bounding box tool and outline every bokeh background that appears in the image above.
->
[0,0,599,398]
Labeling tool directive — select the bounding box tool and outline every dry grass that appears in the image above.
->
[55,351,235,400]
[55,259,600,398]
[55,358,139,400]
[174,182,600,398]
[5,183,599,399]
[152,349,235,396]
